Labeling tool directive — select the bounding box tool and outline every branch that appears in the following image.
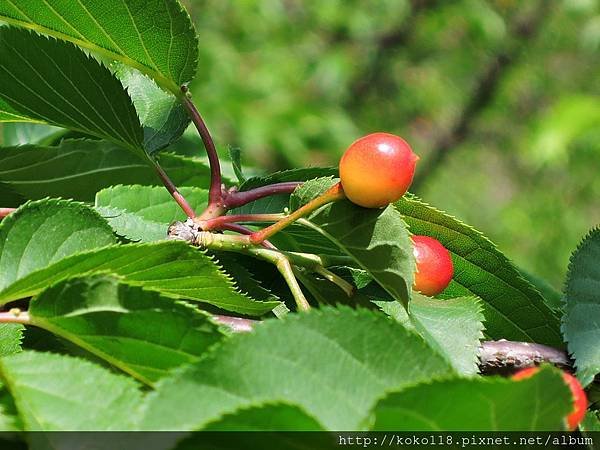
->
[478,340,571,375]
[0,208,16,219]
[0,310,30,324]
[412,1,553,190]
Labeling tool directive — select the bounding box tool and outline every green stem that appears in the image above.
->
[314,266,355,297]
[249,182,345,244]
[198,213,284,231]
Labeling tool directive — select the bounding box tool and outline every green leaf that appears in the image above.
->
[29,275,225,385]
[0,241,280,316]
[0,27,144,158]
[562,226,600,386]
[113,63,190,153]
[95,184,208,242]
[0,325,23,358]
[0,351,143,430]
[0,199,116,292]
[141,307,452,431]
[0,140,213,206]
[0,0,198,95]
[0,383,22,432]
[201,403,326,431]
[376,293,485,375]
[292,178,414,309]
[1,123,64,146]
[581,411,600,432]
[371,367,573,431]
[395,194,563,347]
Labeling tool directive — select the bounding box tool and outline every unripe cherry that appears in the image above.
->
[512,367,588,431]
[412,235,453,296]
[339,132,419,208]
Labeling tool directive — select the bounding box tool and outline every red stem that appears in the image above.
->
[153,163,196,218]
[0,208,16,219]
[223,182,302,208]
[181,86,222,211]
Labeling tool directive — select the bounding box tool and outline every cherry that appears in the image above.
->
[339,132,419,208]
[412,235,453,296]
[512,367,588,430]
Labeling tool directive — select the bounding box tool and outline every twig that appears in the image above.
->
[0,310,30,324]
[478,340,571,375]
[0,208,16,219]
[181,86,224,219]
[412,1,553,190]
[223,182,302,209]
[152,161,196,218]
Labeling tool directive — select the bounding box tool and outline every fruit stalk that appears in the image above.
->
[249,182,346,244]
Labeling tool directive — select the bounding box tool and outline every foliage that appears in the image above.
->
[0,0,597,442]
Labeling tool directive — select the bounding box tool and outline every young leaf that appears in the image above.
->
[0,28,145,158]
[395,194,563,347]
[0,351,143,430]
[0,324,23,358]
[29,275,226,385]
[0,0,198,95]
[562,227,600,387]
[0,241,281,316]
[376,293,485,375]
[370,368,573,431]
[0,199,116,292]
[141,307,452,431]
[95,185,208,242]
[114,63,190,153]
[292,178,414,309]
[0,140,213,205]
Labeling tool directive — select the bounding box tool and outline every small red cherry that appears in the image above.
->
[513,367,588,431]
[412,235,453,296]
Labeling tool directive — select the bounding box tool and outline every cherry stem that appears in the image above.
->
[249,182,345,244]
[0,208,16,219]
[181,86,223,217]
[199,213,284,231]
[152,161,196,218]
[223,182,302,209]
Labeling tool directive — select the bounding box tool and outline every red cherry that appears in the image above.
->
[412,235,453,296]
[339,132,419,208]
[513,367,588,430]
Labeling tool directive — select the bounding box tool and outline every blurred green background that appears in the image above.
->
[180,0,600,289]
